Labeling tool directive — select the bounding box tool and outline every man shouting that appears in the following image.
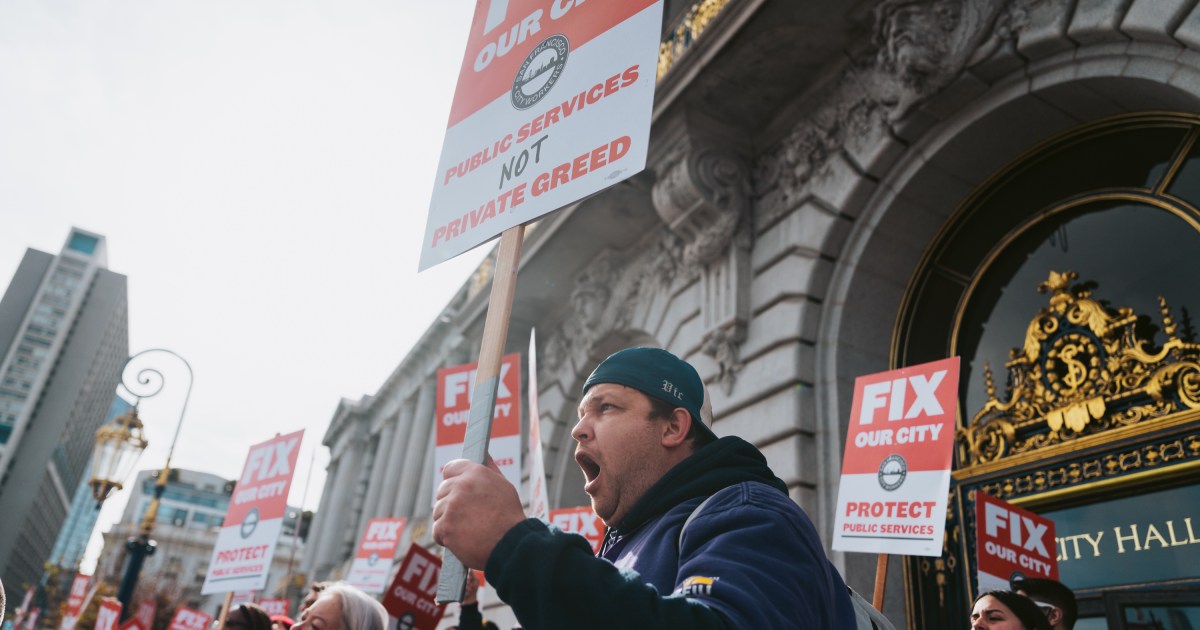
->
[434,347,855,628]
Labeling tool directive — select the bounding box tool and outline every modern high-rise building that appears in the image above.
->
[0,228,129,591]
[47,396,136,572]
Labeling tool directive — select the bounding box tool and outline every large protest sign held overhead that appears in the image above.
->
[976,492,1058,592]
[418,0,664,270]
[833,357,960,557]
[201,430,304,594]
[434,353,522,502]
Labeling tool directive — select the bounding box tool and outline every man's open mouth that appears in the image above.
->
[576,452,601,490]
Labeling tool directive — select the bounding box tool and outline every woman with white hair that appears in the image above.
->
[293,582,387,630]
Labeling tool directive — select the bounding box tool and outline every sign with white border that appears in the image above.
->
[201,430,304,593]
[418,0,664,270]
[833,357,960,557]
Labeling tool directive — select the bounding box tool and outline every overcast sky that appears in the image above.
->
[0,0,490,572]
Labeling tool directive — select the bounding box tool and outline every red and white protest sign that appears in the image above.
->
[418,0,664,270]
[95,599,124,630]
[976,492,1058,592]
[527,330,549,521]
[60,573,91,629]
[550,506,605,552]
[167,607,212,630]
[257,599,289,618]
[201,430,304,593]
[381,545,447,630]
[137,600,157,630]
[117,598,156,630]
[346,517,408,593]
[434,354,521,504]
[833,357,960,557]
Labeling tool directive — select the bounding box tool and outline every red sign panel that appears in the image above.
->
[95,599,124,630]
[833,357,960,557]
[167,607,213,630]
[550,506,605,552]
[433,354,522,505]
[976,492,1058,591]
[65,574,91,618]
[257,599,289,618]
[381,545,447,630]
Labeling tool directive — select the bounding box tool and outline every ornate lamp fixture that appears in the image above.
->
[89,406,149,506]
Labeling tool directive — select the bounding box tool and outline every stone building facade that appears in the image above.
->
[304,1,1200,626]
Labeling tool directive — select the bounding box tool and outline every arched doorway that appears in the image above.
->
[894,113,1200,627]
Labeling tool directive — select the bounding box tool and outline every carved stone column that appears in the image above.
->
[652,132,752,393]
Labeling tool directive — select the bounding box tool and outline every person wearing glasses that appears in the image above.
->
[1012,578,1077,630]
[971,591,1052,630]
[224,603,272,630]
[292,582,386,630]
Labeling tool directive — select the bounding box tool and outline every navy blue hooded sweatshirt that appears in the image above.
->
[484,436,857,629]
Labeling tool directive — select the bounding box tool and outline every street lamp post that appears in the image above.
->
[90,349,193,621]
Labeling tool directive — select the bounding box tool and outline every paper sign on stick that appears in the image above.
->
[833,357,960,557]
[346,517,408,593]
[381,545,447,630]
[434,354,522,504]
[201,430,304,593]
[975,492,1058,592]
[95,599,123,630]
[167,607,212,630]
[550,506,605,553]
[418,0,664,270]
[527,330,548,521]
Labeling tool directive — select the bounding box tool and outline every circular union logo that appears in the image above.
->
[368,552,380,566]
[240,507,260,539]
[511,34,568,110]
[877,454,907,491]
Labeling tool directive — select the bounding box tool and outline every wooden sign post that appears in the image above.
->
[436,226,525,603]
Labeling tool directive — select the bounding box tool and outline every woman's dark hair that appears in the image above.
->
[975,590,1052,630]
[237,603,273,630]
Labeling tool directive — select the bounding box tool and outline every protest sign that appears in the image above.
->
[167,607,212,630]
[434,354,521,504]
[201,430,304,593]
[382,545,447,630]
[418,0,664,270]
[257,600,289,618]
[136,600,156,630]
[527,330,548,521]
[230,591,256,607]
[95,599,123,630]
[833,357,960,557]
[976,492,1058,592]
[550,506,605,552]
[346,517,408,593]
[60,573,91,629]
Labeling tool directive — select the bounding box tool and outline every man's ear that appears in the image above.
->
[660,407,691,448]
[1047,608,1064,628]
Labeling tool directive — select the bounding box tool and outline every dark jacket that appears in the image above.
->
[485,436,857,629]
